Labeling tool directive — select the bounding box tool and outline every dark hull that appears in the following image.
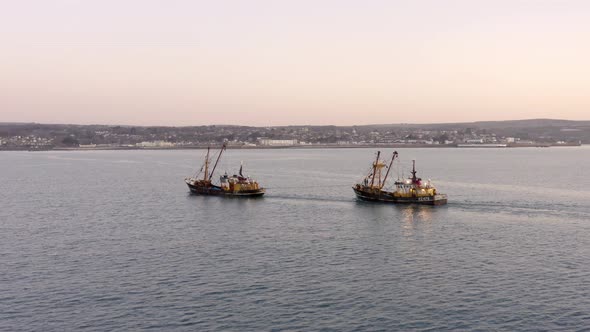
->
[187,182,265,197]
[353,187,447,206]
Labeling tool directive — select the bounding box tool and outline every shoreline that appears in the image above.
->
[2,143,584,152]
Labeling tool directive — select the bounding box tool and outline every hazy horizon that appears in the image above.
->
[3,117,590,129]
[2,0,589,126]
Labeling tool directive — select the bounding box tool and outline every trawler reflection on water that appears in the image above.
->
[401,205,434,223]
[401,205,435,238]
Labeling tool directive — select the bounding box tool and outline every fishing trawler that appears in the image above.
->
[185,144,265,197]
[353,151,447,205]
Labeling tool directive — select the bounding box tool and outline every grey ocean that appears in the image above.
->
[1,148,589,331]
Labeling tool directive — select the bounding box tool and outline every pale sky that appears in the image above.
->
[1,0,589,126]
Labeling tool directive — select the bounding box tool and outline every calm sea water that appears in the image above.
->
[1,147,590,331]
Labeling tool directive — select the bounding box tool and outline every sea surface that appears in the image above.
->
[1,147,590,331]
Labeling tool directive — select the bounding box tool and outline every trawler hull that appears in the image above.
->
[187,182,265,197]
[353,187,447,206]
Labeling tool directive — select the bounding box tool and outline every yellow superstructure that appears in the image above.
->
[220,173,262,193]
[392,185,437,198]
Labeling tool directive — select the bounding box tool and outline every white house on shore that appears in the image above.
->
[257,138,298,146]
[136,141,174,148]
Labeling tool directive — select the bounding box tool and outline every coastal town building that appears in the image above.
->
[257,138,298,146]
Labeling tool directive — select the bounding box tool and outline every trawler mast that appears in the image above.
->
[209,143,226,180]
[370,151,381,188]
[380,151,398,189]
[203,147,210,182]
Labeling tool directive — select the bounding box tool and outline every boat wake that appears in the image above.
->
[264,195,354,204]
[450,200,590,221]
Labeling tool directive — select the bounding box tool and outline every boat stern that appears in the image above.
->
[433,194,448,205]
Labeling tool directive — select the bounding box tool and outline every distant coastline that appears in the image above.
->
[1,119,587,151]
[8,142,582,152]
